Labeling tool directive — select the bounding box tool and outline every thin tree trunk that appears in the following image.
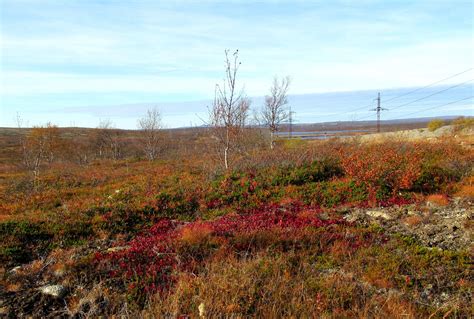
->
[270,131,274,149]
[224,147,228,170]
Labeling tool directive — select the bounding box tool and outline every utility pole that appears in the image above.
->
[288,105,292,138]
[370,92,387,133]
[288,105,295,138]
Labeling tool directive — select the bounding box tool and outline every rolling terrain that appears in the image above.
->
[0,118,472,318]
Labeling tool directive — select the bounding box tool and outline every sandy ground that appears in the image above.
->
[347,125,474,145]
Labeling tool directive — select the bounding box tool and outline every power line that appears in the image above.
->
[354,92,473,123]
[352,113,377,121]
[353,97,472,122]
[383,68,473,103]
[388,78,473,111]
[310,67,472,123]
[315,100,375,119]
[350,69,473,121]
[387,96,473,120]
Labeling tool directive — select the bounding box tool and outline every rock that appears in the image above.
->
[453,197,462,205]
[9,266,22,275]
[344,211,364,223]
[366,210,392,220]
[425,226,437,236]
[106,246,130,253]
[38,285,67,298]
[318,212,330,221]
[344,199,471,250]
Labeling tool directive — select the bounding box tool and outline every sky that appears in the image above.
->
[0,0,473,128]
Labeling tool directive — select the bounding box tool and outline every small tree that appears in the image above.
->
[93,120,122,160]
[23,128,46,182]
[138,108,163,161]
[42,122,62,163]
[17,120,62,185]
[261,76,291,149]
[69,136,92,165]
[209,49,250,170]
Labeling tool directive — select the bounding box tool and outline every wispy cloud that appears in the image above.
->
[0,0,472,127]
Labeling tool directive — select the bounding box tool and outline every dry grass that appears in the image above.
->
[426,194,449,207]
[179,223,214,246]
[455,176,474,199]
[456,184,474,198]
[144,253,428,318]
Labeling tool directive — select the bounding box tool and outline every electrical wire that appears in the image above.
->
[388,79,473,111]
[387,96,473,120]
[382,68,473,103]
[309,67,473,122]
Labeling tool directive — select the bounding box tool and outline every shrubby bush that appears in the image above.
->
[427,119,444,132]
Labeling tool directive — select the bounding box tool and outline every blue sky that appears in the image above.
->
[0,0,472,128]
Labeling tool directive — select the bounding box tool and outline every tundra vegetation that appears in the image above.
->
[0,53,473,318]
[0,123,472,317]
[427,119,445,132]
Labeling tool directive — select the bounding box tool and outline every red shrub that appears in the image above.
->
[339,143,423,203]
[95,204,349,297]
[95,199,394,302]
[95,219,181,297]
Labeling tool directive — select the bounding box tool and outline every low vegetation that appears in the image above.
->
[0,128,472,317]
[452,116,474,131]
[427,119,445,132]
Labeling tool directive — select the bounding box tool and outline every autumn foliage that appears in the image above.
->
[0,133,473,317]
[95,203,368,301]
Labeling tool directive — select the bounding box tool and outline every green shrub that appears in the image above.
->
[282,138,306,149]
[207,172,264,209]
[270,159,343,186]
[412,164,461,193]
[427,119,444,132]
[0,220,53,263]
[154,189,200,219]
[300,180,368,207]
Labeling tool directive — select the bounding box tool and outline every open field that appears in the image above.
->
[2,0,473,317]
[0,119,473,318]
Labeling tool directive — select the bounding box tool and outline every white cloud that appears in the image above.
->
[1,1,472,127]
[2,35,472,98]
[0,71,216,95]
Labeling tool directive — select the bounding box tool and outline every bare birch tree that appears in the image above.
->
[22,128,46,183]
[209,49,250,170]
[16,117,62,186]
[261,76,291,149]
[93,120,122,160]
[42,122,62,164]
[138,108,163,161]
